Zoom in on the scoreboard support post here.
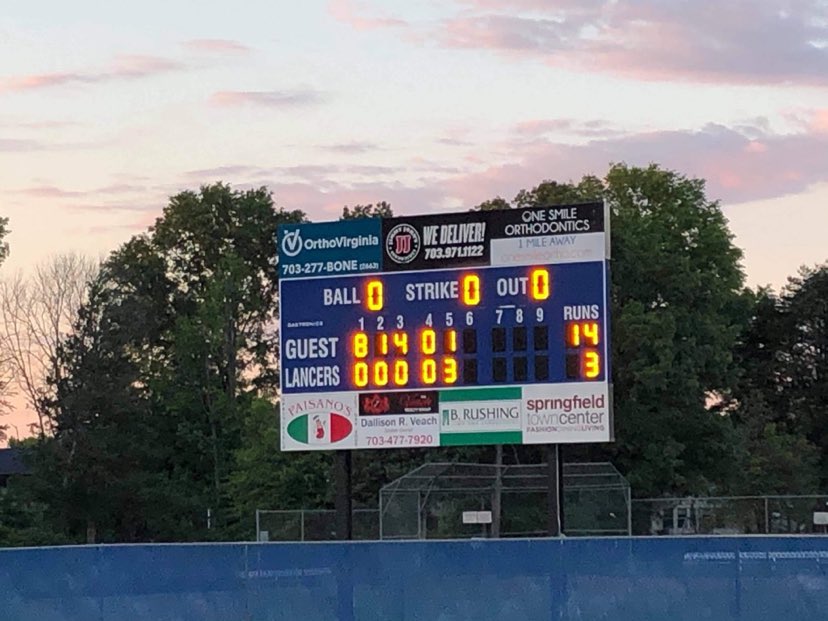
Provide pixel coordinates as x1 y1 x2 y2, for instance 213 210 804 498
546 444 564 537
334 451 353 540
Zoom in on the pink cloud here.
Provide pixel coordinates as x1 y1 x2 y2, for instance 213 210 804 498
514 118 626 139
812 109 828 132
255 121 828 213
328 0 409 31
183 39 251 54
0 138 43 151
210 89 327 107
0 54 184 93
438 123 828 207
16 186 86 198
341 0 828 86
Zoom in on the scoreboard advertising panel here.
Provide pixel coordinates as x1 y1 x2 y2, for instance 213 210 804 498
277 203 612 451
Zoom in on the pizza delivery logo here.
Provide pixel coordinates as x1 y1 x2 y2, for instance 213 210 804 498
386 223 421 264
286 398 354 445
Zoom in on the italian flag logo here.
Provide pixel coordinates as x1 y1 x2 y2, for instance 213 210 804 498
287 412 353 445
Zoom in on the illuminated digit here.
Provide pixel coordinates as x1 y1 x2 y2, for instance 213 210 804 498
373 360 389 386
375 332 389 356
444 329 457 353
353 332 368 358
461 274 481 306
366 280 384 311
568 323 581 347
422 359 437 384
355 362 369 387
421 328 436 355
583 322 599 346
443 357 458 384
393 360 409 386
393 331 409 355
530 268 550 301
583 350 600 379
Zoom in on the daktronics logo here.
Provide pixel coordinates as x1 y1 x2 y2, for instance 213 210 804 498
281 229 379 257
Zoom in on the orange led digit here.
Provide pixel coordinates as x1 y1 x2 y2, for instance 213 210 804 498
461 274 481 306
375 332 389 356
583 322 599 346
393 331 409 355
583 350 601 379
354 361 369 387
444 329 457 353
443 357 458 384
373 360 389 386
393 359 409 386
421 328 436 355
568 323 581 347
366 280 384 311
422 359 437 384
530 268 550 301
353 332 369 358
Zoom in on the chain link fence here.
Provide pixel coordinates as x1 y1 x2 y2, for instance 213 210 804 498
255 509 379 542
378 462 631 539
256 495 828 541
631 495 828 536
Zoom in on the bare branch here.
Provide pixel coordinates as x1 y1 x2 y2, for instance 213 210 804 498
0 252 99 435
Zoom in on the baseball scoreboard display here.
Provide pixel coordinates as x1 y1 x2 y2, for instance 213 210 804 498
278 202 613 451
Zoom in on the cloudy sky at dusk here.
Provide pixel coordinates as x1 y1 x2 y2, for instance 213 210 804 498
1 1 827 435
3 0 827 286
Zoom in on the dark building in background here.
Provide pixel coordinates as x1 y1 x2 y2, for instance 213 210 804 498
0 448 28 487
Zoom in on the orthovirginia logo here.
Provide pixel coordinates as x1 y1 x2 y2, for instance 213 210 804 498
281 229 303 257
281 228 380 258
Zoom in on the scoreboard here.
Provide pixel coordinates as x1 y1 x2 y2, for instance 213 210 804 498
278 203 613 451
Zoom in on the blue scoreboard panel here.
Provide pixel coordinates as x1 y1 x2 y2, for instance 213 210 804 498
278 204 612 451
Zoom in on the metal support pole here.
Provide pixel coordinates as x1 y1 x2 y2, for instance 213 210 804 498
417 491 422 539
255 509 261 542
764 497 770 534
627 486 633 536
334 451 353 540
301 509 306 541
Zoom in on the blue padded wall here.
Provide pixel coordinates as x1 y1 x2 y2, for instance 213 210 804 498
1 536 827 620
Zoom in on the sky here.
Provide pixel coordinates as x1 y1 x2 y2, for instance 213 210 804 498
1 0 827 438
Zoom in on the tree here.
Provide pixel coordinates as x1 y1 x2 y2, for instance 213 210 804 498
27 184 309 542
0 253 99 436
223 399 330 539
341 202 393 220
740 264 828 484
475 164 750 496
0 216 14 441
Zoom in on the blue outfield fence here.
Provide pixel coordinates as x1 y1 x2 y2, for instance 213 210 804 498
1 537 828 620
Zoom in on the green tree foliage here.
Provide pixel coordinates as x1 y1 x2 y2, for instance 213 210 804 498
729 265 828 490
0 215 9 264
474 164 750 496
8 166 823 546
25 184 310 542
341 202 393 220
